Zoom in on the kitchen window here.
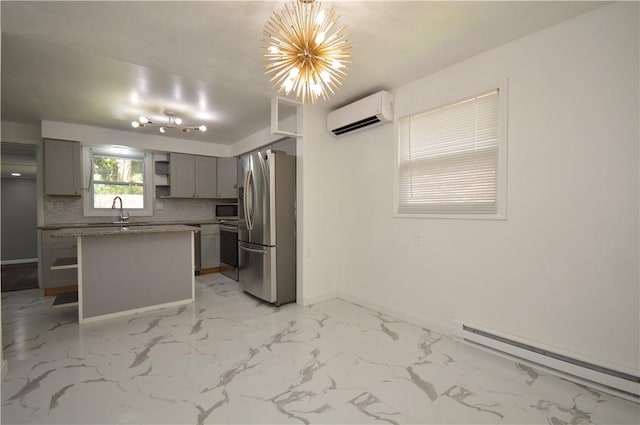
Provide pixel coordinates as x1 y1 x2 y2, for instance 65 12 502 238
83 148 153 216
396 86 507 219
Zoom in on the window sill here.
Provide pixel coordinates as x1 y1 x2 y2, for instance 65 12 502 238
83 209 153 218
393 212 506 221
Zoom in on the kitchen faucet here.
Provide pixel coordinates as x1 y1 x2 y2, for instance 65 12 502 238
111 196 130 223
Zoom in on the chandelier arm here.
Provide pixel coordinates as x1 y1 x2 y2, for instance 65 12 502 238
131 111 206 133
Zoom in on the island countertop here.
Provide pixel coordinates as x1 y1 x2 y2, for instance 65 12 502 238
50 224 199 238
39 219 224 230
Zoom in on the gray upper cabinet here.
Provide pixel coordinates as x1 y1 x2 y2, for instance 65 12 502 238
196 156 217 198
44 139 82 196
169 153 196 198
216 157 238 198
169 153 217 198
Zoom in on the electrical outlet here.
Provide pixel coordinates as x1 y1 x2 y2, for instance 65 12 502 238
156 201 164 210
56 202 64 211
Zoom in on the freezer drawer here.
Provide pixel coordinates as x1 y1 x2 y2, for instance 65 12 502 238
239 241 276 303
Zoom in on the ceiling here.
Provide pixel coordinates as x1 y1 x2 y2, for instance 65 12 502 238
1 1 606 146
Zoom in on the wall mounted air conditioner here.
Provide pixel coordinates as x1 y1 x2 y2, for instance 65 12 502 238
327 91 394 136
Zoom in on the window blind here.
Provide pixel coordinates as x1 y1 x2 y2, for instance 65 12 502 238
398 90 499 215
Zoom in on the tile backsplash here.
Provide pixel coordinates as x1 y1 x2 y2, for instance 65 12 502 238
44 196 217 224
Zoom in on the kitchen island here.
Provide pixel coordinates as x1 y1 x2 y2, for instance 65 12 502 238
52 225 197 323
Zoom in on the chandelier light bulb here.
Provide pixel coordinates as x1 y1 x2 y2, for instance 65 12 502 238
263 0 352 104
159 127 166 133
131 121 140 128
199 125 207 132
139 116 149 124
283 79 294 93
175 117 183 125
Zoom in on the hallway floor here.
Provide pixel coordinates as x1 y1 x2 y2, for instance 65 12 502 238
1 262 39 292
2 274 638 424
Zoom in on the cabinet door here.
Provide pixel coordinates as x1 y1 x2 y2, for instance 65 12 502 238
44 140 82 196
195 156 217 198
169 153 196 198
201 234 220 268
216 157 238 198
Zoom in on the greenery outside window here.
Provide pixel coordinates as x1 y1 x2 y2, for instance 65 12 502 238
83 148 153 217
92 155 145 208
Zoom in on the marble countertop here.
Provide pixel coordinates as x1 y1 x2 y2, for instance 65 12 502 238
40 219 221 230
50 224 199 238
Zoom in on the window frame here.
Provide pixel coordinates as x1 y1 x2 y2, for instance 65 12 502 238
393 80 509 220
82 147 153 217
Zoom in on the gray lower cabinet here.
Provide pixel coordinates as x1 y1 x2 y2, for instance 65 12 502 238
200 224 220 269
216 157 238 198
169 153 217 198
44 139 82 196
40 230 77 289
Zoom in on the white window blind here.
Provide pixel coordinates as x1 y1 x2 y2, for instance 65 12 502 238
398 90 500 215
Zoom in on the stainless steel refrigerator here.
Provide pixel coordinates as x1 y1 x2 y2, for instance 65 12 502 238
238 150 296 305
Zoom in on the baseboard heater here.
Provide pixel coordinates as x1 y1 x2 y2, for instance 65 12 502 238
451 320 640 402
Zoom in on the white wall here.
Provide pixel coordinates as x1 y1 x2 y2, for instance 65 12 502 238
2 121 41 143
41 120 230 157
229 114 298 157
326 3 639 373
297 105 345 305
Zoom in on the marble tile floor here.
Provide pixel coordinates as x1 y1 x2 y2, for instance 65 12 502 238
2 274 638 425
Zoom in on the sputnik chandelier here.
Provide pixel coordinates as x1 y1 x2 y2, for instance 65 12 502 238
131 111 207 133
263 0 352 104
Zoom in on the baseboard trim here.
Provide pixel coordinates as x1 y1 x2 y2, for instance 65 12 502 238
80 298 194 324
1 258 37 265
336 292 451 337
44 285 78 297
199 267 223 275
300 292 338 307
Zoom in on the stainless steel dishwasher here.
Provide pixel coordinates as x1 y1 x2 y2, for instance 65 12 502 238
219 222 238 280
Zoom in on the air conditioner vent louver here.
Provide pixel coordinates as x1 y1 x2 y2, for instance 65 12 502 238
331 116 381 136
327 91 394 137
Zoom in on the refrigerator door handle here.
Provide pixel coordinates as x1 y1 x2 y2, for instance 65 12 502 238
239 245 267 254
243 169 249 228
244 169 254 230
